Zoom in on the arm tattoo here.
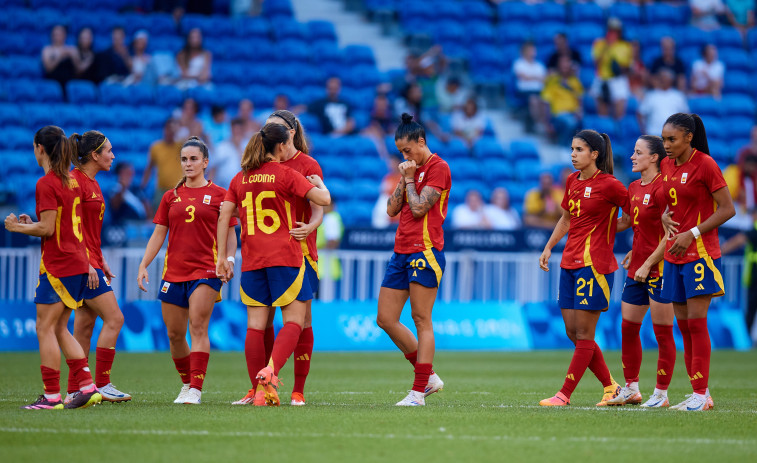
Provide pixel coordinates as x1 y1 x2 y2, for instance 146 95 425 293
386 178 405 216
406 184 441 218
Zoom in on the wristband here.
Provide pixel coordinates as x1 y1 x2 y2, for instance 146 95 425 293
227 256 236 265
690 226 701 239
405 179 415 184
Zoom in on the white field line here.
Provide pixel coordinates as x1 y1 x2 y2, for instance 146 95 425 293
0 426 754 446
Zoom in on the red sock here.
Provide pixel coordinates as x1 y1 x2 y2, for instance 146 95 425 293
676 318 693 378
653 323 676 390
172 355 191 384
66 357 94 390
264 326 275 365
559 340 596 398
41 366 60 395
189 351 210 391
95 347 116 388
404 350 417 367
587 341 612 387
621 319 642 384
412 363 433 393
293 327 314 395
245 328 266 389
268 322 302 376
66 363 78 394
687 318 711 395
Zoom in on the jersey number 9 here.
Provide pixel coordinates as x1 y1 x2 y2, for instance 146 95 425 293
669 188 678 206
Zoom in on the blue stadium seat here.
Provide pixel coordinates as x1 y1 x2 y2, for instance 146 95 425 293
5 79 63 103
509 140 539 160
434 20 467 47
149 35 183 53
569 2 604 24
446 159 483 182
270 18 307 42
351 179 380 202
639 25 673 49
297 112 322 134
679 26 713 51
534 23 567 47
188 84 243 108
1 56 41 79
154 85 185 107
443 139 469 159
278 39 312 63
464 1 494 22
719 48 753 73
0 103 22 126
699 116 724 141
473 137 507 159
343 45 376 67
498 1 536 23
100 83 154 105
65 80 98 104
84 105 112 128
688 96 721 118
725 117 754 141
262 0 293 17
437 1 465 22
1 127 34 150
722 95 756 118
497 23 532 46
57 104 85 127
617 115 641 143
539 2 567 23
713 27 744 50
708 140 732 164
234 17 271 39
609 2 641 24
340 200 372 227
0 33 46 57
181 14 234 38
582 115 617 139
748 28 757 51
148 13 178 36
724 72 751 95
308 20 337 42
319 157 352 181
482 159 515 183
23 103 58 127
466 21 496 45
571 24 605 47
514 159 542 181
644 3 688 25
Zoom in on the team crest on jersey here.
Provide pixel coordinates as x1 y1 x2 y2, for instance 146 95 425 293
203 195 211 205
161 282 170 293
583 187 592 198
681 173 688 184
418 172 425 183
643 194 650 205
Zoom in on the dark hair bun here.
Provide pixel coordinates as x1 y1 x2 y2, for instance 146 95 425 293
188 136 201 141
401 113 414 124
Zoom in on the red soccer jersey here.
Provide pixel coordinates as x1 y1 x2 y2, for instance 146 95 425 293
35 171 89 278
153 182 237 282
394 154 452 254
71 168 105 269
627 175 667 279
661 150 727 264
282 151 323 262
560 170 630 274
225 162 316 271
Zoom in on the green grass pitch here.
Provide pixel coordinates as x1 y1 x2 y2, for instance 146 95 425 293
1 350 755 462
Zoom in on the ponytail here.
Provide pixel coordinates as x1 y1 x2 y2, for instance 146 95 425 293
174 136 209 196
574 129 613 175
34 125 75 186
69 130 107 167
268 110 309 154
664 112 710 155
599 133 614 175
639 135 665 170
395 112 426 142
241 123 289 172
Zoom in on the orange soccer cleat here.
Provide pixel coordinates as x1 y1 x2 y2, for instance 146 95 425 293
255 366 282 407
539 392 570 406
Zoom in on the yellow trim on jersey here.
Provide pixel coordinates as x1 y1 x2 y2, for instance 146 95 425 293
590 266 611 305
55 206 62 247
300 240 310 257
606 207 617 244
212 240 218 265
582 226 596 266
162 250 168 279
272 260 306 307
39 259 82 309
305 254 319 279
439 190 448 219
285 201 292 231
422 249 443 285
423 215 433 250
240 285 266 307
657 260 664 277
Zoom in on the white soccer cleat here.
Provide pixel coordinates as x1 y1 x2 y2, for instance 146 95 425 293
99 383 132 402
605 386 642 406
182 387 202 405
640 391 669 408
424 373 444 398
173 384 190 404
675 393 712 411
63 392 79 405
395 390 425 406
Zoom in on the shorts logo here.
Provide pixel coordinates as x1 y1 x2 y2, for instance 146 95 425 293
681 173 688 184
643 194 650 205
579 298 588 305
418 172 425 183
584 187 591 198
203 195 211 205
695 283 704 291
104 276 111 286
161 282 171 293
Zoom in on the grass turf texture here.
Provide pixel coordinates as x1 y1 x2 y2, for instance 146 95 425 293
1 351 755 462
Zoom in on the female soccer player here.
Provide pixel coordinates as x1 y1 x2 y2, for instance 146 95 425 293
137 136 237 405
376 113 451 407
3 126 101 409
216 123 331 407
606 135 676 407
539 129 629 407
659 113 735 411
64 131 131 404
231 110 324 407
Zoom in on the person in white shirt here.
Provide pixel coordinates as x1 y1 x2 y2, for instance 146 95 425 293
436 76 469 114
513 41 547 133
690 0 726 30
451 97 488 148
452 190 490 229
691 44 725 98
484 187 521 230
638 69 690 136
210 117 246 189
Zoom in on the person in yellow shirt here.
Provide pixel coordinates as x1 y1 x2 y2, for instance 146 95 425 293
590 17 632 120
541 56 583 146
523 171 565 229
141 118 184 209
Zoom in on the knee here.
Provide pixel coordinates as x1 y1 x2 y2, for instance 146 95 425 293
188 318 208 337
411 312 432 331
104 311 124 332
564 329 577 344
376 313 395 331
165 328 186 345
574 328 593 341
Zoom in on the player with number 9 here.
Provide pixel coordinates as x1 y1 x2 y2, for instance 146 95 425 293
137 136 238 405
216 123 330 406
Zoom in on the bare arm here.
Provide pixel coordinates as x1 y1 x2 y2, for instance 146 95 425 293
633 237 667 282
137 224 168 291
617 211 632 233
304 175 331 206
404 183 442 219
4 210 56 237
215 201 237 282
539 208 571 272
386 178 406 217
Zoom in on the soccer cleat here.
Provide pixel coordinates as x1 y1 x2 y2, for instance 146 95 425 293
539 392 570 406
670 393 714 410
256 366 282 407
596 381 622 406
253 388 266 406
395 390 425 406
291 392 306 406
605 386 642 406
640 391 669 408
424 373 444 398
21 395 64 410
99 383 132 403
182 388 201 404
670 397 689 410
173 384 190 404
64 391 79 405
675 394 712 411
231 389 256 405
64 389 102 409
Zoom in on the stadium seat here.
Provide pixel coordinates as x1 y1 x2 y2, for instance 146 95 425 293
497 1 535 23
609 2 641 24
722 95 756 119
181 14 234 38
1 127 34 150
473 137 508 159
63 80 97 104
233 16 271 39
308 20 337 42
446 159 483 182
154 85 185 108
443 139 469 159
644 3 688 25
725 117 755 142
437 1 464 22
100 83 155 105
688 96 721 118
571 24 605 47
569 2 604 24
713 27 744 50
509 140 539 160
699 116 724 141
582 115 617 140
708 140 732 164
724 72 751 95
23 103 59 128
1 56 41 79
56 104 85 127
482 159 515 183
351 179 380 202
719 48 753 73
343 45 376 67
0 103 22 126
5 79 63 103
319 156 352 180
496 23 532 46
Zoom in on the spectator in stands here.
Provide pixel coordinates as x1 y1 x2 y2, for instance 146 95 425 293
547 33 582 73
523 172 564 229
628 40 647 100
203 105 230 148
141 118 184 208
174 98 206 141
541 56 583 146
176 28 212 89
690 0 727 30
725 0 755 32
638 69 689 136
372 154 403 228
691 44 725 98
452 190 491 229
394 82 450 142
236 98 262 139
123 30 151 86
649 37 687 92
405 45 447 109
591 17 632 120
485 187 521 230
725 127 757 210
74 27 97 82
210 117 246 190
309 77 356 136
362 93 396 159
513 41 547 133
435 75 469 114
96 26 132 83
109 162 151 223
451 97 488 148
41 25 77 87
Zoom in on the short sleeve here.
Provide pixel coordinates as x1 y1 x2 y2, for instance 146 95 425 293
560 176 572 211
36 177 59 213
606 176 630 211
224 174 240 204
288 170 316 199
702 156 728 194
307 159 323 179
424 161 451 193
153 190 172 226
